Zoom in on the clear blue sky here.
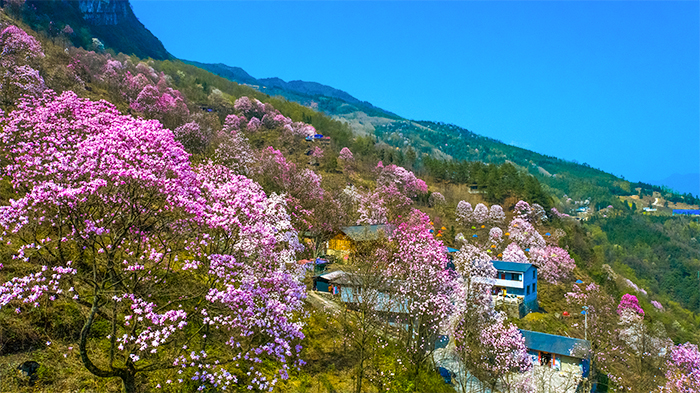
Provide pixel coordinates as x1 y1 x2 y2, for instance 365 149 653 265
131 1 699 192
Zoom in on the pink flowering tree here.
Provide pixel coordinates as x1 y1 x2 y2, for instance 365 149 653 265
376 164 428 198
472 203 489 224
450 244 496 338
339 147 354 162
488 204 506 224
507 218 545 249
660 342 700 393
530 203 547 223
456 201 473 225
428 191 446 208
130 82 190 129
338 147 355 172
385 210 453 385
528 246 576 284
454 313 532 393
212 115 254 175
173 121 211 155
0 92 305 393
489 227 504 244
502 243 529 263
514 200 532 219
252 147 343 256
618 294 644 317
565 283 670 392
0 25 45 106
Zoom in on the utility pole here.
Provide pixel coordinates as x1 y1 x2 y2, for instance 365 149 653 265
582 306 589 341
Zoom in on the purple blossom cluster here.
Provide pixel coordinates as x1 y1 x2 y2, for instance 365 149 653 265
429 191 446 207
0 92 306 391
375 162 428 197
661 342 700 392
472 203 489 224
618 294 644 317
0 25 45 104
528 246 576 285
233 96 316 137
456 201 473 224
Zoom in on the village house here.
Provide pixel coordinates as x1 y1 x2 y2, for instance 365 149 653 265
488 261 539 317
520 329 590 377
326 225 394 259
314 270 409 320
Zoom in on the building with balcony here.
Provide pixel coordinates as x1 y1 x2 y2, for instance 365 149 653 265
491 261 538 315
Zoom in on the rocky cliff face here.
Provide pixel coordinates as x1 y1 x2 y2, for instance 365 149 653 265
23 0 172 60
78 0 129 26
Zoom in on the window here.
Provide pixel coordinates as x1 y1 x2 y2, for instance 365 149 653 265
533 283 537 293
526 285 531 295
500 272 506 280
533 270 537 280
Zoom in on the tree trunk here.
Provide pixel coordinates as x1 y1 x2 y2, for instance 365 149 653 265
121 371 137 393
355 355 364 393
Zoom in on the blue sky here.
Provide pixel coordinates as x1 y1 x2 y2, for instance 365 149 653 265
131 1 699 193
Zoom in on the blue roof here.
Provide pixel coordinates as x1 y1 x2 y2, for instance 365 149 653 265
520 330 590 359
445 247 459 253
341 225 394 241
673 209 700 215
492 261 534 273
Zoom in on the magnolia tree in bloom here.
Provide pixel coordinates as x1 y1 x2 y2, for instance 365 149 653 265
0 25 45 105
472 203 489 224
352 163 427 225
375 162 428 198
130 78 190 129
338 147 355 173
528 246 576 285
428 191 446 208
173 121 209 155
233 96 316 137
455 200 574 284
385 210 453 383
456 201 473 225
514 200 532 219
660 342 700 393
0 92 306 393
489 204 506 224
212 114 254 175
566 283 671 392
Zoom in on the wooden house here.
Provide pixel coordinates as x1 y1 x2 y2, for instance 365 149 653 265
326 225 394 259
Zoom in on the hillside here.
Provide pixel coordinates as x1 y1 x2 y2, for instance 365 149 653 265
0 5 699 393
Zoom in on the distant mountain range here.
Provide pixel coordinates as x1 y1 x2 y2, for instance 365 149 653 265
649 173 700 197
183 61 401 120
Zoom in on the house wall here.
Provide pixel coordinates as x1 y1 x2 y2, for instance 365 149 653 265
522 266 538 304
560 355 583 374
327 234 353 258
529 350 583 374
